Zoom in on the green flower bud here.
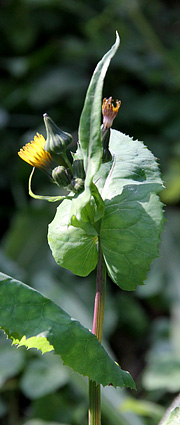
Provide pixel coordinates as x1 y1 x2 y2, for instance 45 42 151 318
72 160 85 180
52 166 72 188
71 160 85 193
72 177 84 193
43 114 72 155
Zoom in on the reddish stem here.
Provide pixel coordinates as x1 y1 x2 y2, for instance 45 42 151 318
89 245 106 425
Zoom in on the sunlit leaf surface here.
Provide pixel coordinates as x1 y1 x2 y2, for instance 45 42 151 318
0 273 135 389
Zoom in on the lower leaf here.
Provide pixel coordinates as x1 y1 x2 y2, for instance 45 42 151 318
0 272 135 389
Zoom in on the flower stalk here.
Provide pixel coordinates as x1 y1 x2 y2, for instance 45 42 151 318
89 243 106 425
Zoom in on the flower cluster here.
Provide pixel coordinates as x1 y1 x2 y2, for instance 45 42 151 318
18 98 120 193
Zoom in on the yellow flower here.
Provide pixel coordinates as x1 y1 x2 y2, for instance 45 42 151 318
18 133 56 175
102 97 121 129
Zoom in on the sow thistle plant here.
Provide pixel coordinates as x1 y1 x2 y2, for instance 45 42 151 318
0 33 165 425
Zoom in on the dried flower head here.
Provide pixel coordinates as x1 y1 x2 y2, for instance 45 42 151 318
102 97 121 129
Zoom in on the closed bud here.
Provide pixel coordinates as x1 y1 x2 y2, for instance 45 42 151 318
43 114 72 155
72 177 84 193
72 160 85 180
52 166 72 188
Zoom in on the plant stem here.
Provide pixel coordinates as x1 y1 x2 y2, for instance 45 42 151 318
88 244 106 425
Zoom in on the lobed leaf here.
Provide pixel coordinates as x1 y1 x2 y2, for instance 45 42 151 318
0 272 135 389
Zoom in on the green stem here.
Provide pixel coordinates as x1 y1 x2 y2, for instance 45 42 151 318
88 244 106 425
64 155 73 174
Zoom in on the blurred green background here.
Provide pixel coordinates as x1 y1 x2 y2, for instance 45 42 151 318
1 0 180 424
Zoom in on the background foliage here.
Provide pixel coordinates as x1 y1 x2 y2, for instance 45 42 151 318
1 0 180 424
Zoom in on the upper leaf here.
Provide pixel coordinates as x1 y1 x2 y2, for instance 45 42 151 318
68 33 120 230
0 272 135 389
79 32 120 185
95 129 163 199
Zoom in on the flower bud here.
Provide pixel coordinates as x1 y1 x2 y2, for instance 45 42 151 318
71 160 85 193
72 160 85 180
43 114 72 155
72 177 84 193
52 166 72 188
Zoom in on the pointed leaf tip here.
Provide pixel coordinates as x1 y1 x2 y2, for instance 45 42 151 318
115 31 120 46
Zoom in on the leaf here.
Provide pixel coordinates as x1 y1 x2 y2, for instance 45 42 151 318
48 199 98 276
48 35 120 275
97 130 164 290
79 32 120 185
162 408 180 425
0 272 135 389
95 129 163 199
69 33 120 228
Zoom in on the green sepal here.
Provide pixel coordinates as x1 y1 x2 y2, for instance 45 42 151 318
101 127 112 163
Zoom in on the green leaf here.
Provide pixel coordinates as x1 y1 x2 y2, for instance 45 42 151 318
0 272 135 389
162 408 180 425
48 35 120 275
79 32 120 183
48 199 98 276
95 129 163 198
68 33 120 229
98 130 164 290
